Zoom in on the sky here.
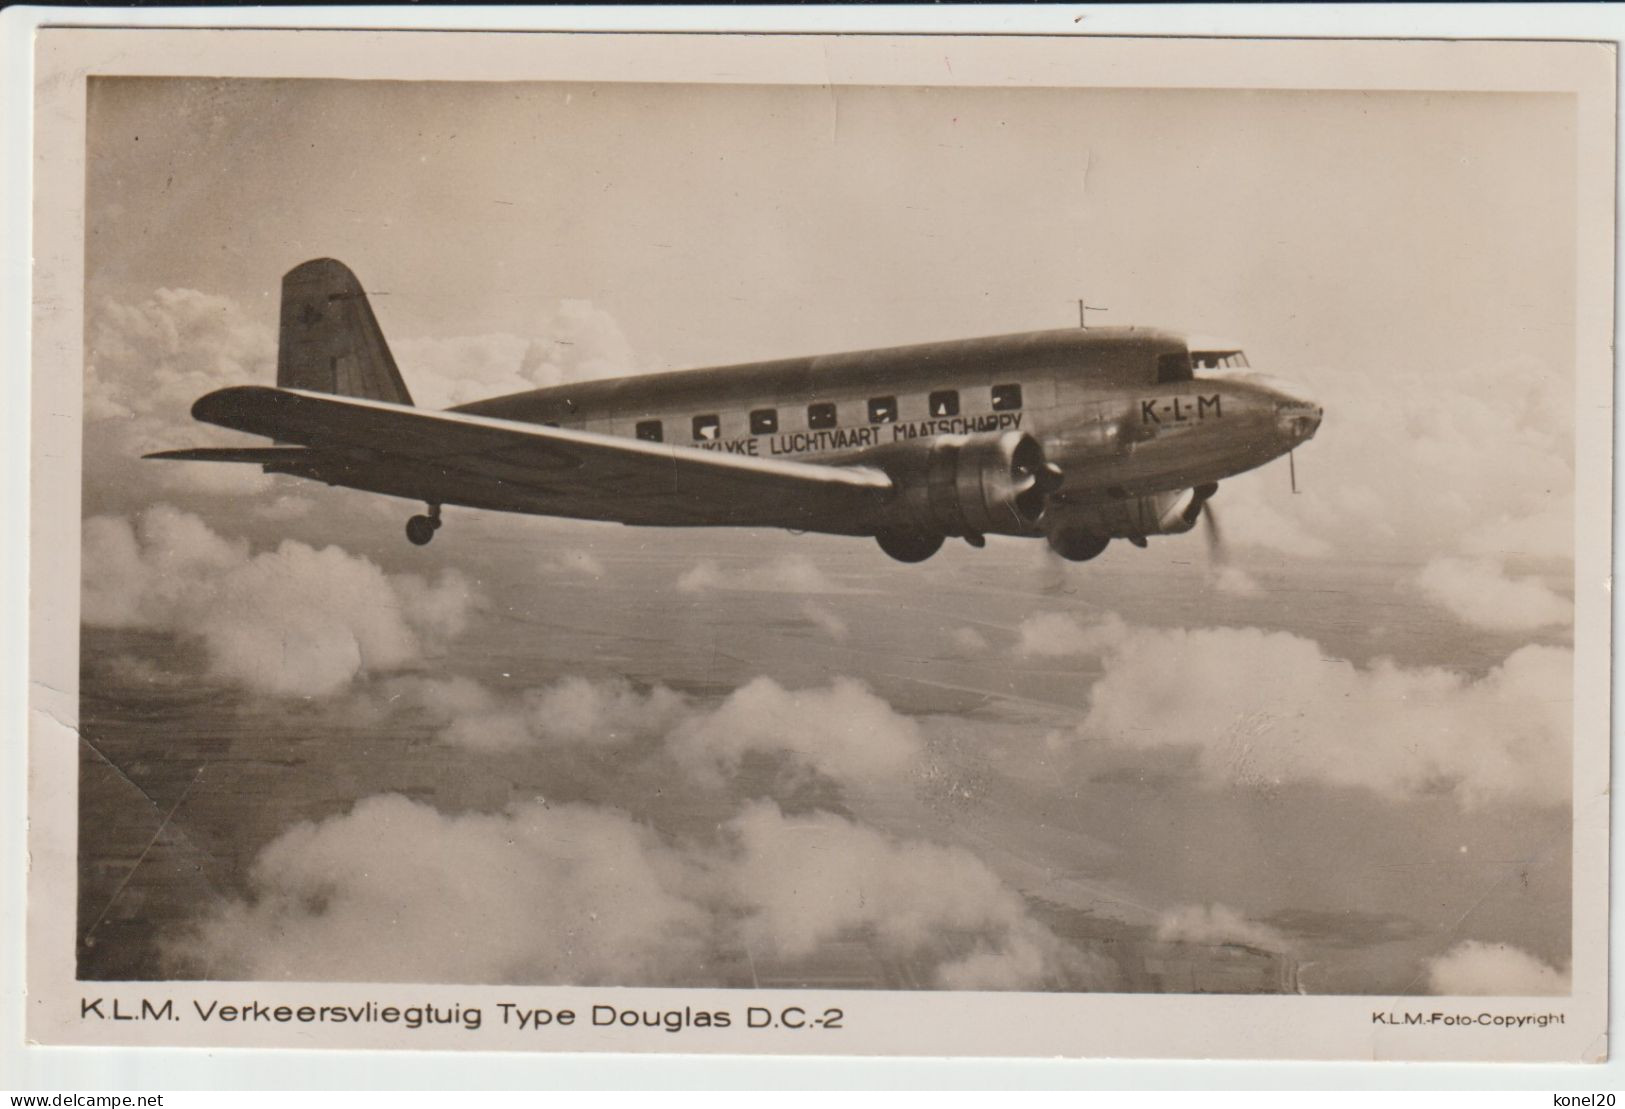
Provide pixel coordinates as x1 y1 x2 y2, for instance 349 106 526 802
76 77 1580 997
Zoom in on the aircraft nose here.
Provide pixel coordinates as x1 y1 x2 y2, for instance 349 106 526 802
1271 385 1322 443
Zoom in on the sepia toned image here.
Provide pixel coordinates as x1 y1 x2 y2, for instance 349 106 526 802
21 27 1612 1064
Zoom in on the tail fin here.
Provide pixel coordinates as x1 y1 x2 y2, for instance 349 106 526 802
277 258 413 406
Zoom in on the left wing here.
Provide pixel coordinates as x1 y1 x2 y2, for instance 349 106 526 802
175 385 896 532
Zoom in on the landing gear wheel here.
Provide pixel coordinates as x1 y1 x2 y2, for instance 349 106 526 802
406 514 438 546
1047 528 1109 563
876 531 945 563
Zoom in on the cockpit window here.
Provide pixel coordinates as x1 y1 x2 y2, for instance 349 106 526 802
1156 353 1193 384
1191 350 1251 370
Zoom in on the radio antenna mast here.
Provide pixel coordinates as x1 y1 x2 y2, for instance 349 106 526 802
1078 299 1109 329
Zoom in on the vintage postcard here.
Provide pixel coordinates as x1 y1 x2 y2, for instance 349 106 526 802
19 24 1613 1065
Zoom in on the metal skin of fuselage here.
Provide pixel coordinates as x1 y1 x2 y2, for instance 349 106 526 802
281 327 1318 534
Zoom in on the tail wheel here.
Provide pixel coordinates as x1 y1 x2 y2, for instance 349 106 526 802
1047 527 1109 563
876 530 944 563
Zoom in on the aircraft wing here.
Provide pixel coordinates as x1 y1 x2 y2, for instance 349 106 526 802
186 385 895 532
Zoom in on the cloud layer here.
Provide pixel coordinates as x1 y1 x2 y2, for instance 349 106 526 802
83 505 477 696
1023 613 1571 808
1425 940 1570 996
1416 557 1571 631
169 794 1098 990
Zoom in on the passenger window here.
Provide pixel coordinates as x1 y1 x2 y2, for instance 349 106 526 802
991 383 1023 412
808 402 837 430
929 390 960 417
635 420 663 443
692 414 721 441
1156 353 1193 384
750 408 778 435
868 396 898 424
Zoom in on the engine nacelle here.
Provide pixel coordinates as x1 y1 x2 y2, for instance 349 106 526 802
871 430 1053 539
1056 488 1204 539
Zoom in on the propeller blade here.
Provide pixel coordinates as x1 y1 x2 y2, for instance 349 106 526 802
1203 502 1226 565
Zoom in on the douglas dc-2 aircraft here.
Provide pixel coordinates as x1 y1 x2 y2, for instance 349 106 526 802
152 258 1322 563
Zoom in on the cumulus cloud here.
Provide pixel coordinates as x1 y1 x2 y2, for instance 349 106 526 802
1156 903 1289 952
1208 480 1335 559
1212 566 1263 598
725 802 1096 989
365 673 687 754
539 549 606 578
393 300 637 410
677 554 840 594
1416 557 1571 632
84 288 643 509
1425 940 1570 996
799 601 849 641
1076 620 1571 807
669 676 924 787
253 494 314 522
1270 356 1574 562
86 289 279 497
168 793 1101 990
82 506 477 697
1462 499 1575 562
363 671 922 794
169 794 710 984
1015 612 1129 658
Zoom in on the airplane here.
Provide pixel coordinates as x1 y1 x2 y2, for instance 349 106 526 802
150 258 1322 563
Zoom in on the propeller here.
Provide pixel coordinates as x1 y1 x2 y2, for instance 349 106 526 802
1202 500 1226 565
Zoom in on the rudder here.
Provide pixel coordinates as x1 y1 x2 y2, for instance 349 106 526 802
277 258 414 406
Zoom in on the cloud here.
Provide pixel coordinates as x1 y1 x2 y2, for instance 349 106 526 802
677 554 839 594
168 794 710 984
1268 356 1575 562
82 506 477 697
86 289 279 498
393 300 637 410
1462 499 1575 562
1156 904 1289 952
676 560 726 592
1416 557 1571 632
1015 612 1129 658
1208 479 1336 559
724 801 1099 989
1425 940 1570 996
363 674 688 754
1212 566 1263 598
84 288 643 509
168 793 1102 990
799 601 849 641
1076 621 1571 807
539 549 606 578
367 672 920 797
253 495 314 522
669 676 924 787
950 627 989 655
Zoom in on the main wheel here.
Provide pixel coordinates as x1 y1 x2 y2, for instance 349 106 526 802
1047 527 1109 563
876 531 944 563
405 514 437 546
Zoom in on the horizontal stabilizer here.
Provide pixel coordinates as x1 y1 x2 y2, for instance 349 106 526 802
144 446 317 463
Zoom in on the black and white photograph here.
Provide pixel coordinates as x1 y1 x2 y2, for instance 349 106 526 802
17 25 1613 1065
